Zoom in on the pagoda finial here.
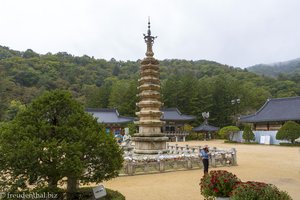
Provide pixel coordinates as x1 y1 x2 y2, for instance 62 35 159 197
143 17 157 57
147 17 151 36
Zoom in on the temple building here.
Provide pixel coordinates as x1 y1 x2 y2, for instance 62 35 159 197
239 96 300 144
85 108 134 135
161 108 195 141
86 107 195 142
239 96 300 130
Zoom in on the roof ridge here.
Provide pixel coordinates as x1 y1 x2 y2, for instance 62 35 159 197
85 108 117 112
252 99 270 116
161 107 178 111
269 96 300 101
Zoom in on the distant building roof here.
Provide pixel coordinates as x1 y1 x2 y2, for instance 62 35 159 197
192 122 219 132
86 107 195 124
240 96 300 123
161 108 196 121
86 108 134 124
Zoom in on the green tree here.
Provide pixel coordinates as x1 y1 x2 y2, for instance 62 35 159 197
219 126 240 141
3 100 25 121
109 79 137 116
22 49 39 58
276 121 300 144
243 125 255 142
127 122 138 136
210 76 236 127
0 90 123 195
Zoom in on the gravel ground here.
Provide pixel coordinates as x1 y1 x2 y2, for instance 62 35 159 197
102 140 300 200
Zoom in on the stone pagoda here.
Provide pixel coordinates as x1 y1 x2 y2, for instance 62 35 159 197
132 20 168 154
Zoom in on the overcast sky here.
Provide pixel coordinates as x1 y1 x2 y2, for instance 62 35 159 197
1 0 300 68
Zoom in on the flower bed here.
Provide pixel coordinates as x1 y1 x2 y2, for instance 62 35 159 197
230 181 292 200
200 171 293 200
200 170 240 199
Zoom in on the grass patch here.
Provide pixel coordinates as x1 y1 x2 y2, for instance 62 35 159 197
224 140 238 143
279 142 300 147
224 140 259 145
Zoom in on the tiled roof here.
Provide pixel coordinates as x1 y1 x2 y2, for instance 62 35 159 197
86 107 196 124
161 108 196 121
192 123 219 132
240 96 300 123
86 108 134 124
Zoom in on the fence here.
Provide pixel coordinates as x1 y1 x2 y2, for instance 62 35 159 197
121 144 237 176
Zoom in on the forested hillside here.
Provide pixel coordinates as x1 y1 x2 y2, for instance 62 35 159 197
1 45 300 127
248 58 300 77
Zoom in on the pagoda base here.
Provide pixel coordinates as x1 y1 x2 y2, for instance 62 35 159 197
132 134 169 154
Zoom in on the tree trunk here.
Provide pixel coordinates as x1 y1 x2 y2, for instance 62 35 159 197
67 176 79 199
67 176 79 192
48 177 59 189
230 132 234 141
291 139 295 144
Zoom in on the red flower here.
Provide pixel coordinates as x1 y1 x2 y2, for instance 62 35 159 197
213 188 219 193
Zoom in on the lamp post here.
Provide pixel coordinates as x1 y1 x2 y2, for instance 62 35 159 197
231 98 240 126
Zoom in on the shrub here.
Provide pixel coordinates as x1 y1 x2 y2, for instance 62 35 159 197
230 181 292 200
261 185 292 200
276 121 300 144
186 132 204 140
242 125 255 142
230 181 269 200
200 170 240 198
219 126 240 141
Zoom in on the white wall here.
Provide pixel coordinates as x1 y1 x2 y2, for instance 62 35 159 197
232 131 289 145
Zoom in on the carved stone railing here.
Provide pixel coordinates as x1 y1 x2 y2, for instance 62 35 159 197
120 144 237 176
163 131 190 136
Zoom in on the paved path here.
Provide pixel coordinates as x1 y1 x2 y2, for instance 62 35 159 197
102 140 300 200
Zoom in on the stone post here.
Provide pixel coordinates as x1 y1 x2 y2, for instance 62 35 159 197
211 153 216 167
185 144 189 152
159 161 165 172
175 144 179 154
127 162 135 175
187 158 192 169
231 148 237 165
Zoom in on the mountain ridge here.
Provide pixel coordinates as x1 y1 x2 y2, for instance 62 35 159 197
248 57 300 77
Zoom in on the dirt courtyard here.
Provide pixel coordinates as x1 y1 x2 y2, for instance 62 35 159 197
103 140 300 200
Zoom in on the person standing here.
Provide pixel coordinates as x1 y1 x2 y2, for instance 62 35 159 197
200 145 210 174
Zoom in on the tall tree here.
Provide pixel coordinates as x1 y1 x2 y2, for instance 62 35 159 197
0 90 123 195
